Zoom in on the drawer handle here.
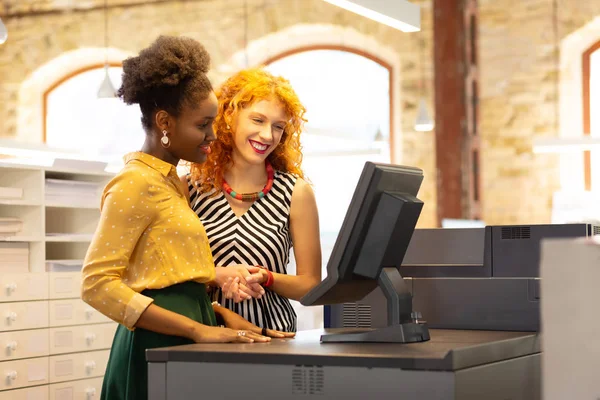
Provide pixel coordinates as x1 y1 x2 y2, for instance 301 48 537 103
86 387 96 398
85 333 97 344
85 360 97 372
5 312 17 324
5 283 17 295
5 370 17 382
85 308 95 319
5 341 17 352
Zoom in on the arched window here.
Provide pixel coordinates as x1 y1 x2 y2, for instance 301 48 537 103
553 20 600 223
583 40 600 191
44 64 144 164
263 48 392 330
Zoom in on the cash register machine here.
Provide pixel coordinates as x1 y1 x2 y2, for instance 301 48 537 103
298 162 430 343
327 221 598 333
146 162 541 400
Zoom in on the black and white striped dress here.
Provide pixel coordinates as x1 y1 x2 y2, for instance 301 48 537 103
187 171 298 332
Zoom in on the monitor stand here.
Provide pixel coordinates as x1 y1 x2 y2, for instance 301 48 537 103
320 267 430 343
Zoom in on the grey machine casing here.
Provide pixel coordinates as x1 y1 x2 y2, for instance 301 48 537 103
146 223 567 400
328 223 599 332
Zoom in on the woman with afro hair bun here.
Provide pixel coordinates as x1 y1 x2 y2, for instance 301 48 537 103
181 67 323 334
81 36 293 400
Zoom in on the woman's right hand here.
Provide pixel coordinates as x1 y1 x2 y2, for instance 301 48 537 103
192 325 271 344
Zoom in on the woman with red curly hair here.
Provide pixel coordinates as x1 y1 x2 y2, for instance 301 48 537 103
181 67 322 332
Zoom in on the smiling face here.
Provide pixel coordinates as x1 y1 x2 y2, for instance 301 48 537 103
168 91 218 164
231 98 288 166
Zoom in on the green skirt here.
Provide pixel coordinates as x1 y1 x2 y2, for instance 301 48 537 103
100 281 217 400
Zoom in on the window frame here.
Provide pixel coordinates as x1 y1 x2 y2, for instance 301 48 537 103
262 45 395 161
582 40 600 191
42 62 122 143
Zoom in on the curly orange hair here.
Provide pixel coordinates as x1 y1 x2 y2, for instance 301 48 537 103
189 67 307 194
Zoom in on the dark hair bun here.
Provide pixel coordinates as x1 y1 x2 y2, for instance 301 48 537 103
118 35 210 105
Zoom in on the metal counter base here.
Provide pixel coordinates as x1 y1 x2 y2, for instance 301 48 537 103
146 329 541 400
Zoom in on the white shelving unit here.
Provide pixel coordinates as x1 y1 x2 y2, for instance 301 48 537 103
0 162 114 270
0 161 117 399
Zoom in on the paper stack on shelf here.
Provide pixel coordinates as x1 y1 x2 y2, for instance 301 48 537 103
45 259 83 272
0 242 29 272
45 178 102 206
0 217 23 238
0 186 23 199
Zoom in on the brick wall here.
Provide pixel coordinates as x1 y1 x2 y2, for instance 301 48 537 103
478 0 600 224
1 0 600 226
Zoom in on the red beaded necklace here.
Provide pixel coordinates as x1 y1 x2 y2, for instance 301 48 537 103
222 161 274 202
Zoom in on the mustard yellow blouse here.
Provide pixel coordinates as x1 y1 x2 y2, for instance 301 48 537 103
81 152 216 329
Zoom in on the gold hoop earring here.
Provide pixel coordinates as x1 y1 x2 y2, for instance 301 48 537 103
161 130 171 148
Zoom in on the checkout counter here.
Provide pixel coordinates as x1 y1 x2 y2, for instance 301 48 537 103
146 329 539 400
145 163 593 399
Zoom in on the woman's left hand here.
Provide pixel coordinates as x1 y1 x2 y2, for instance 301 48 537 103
244 265 268 285
213 304 296 339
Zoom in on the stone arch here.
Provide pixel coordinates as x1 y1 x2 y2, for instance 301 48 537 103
218 24 404 163
17 47 134 144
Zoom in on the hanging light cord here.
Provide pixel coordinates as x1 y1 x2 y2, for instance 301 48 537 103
244 0 249 67
104 0 109 67
419 37 425 96
552 0 559 136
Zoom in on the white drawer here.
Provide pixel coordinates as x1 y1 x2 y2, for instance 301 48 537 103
49 299 111 327
49 272 82 300
49 323 116 355
0 356 48 391
49 377 103 400
0 273 48 303
49 350 109 383
0 384 48 400
0 329 49 361
0 301 48 331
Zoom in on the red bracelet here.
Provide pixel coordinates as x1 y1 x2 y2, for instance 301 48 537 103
261 266 274 288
